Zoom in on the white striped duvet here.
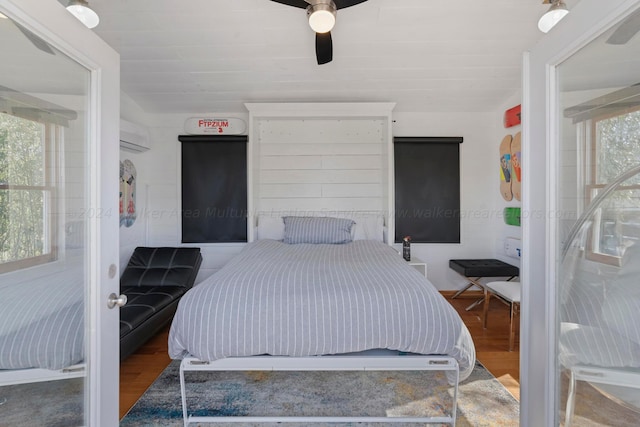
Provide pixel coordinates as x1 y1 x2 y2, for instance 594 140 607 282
0 262 84 370
168 240 476 380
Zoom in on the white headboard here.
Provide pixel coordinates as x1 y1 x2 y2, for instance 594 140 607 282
245 103 396 244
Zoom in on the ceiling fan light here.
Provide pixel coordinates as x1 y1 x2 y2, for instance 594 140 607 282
66 0 100 29
307 1 337 33
538 0 569 33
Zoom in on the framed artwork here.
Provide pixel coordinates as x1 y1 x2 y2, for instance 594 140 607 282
119 159 137 227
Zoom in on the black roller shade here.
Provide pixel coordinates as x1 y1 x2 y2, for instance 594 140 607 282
179 135 248 243
394 136 462 243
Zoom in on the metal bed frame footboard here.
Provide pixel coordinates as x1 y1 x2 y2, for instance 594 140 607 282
0 363 85 386
179 351 459 426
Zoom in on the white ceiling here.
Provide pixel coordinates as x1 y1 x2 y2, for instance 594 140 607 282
69 0 579 114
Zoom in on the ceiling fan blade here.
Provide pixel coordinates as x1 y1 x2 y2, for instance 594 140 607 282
333 0 368 9
316 31 333 64
270 0 368 64
269 0 309 9
270 0 369 10
606 8 640 45
13 21 55 55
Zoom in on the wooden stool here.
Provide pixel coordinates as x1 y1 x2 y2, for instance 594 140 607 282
483 280 521 351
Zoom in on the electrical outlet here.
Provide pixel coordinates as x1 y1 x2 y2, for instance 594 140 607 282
505 237 521 258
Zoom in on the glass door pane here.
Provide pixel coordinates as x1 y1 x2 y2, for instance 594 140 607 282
0 12 92 425
556 9 640 426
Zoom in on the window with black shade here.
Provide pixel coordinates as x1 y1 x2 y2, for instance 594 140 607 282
179 135 247 243
394 137 462 243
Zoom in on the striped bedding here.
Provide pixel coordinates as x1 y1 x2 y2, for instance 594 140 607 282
0 262 84 371
560 243 640 369
168 240 476 380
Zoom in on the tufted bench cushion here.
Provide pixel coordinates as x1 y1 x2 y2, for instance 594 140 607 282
449 258 519 311
120 246 203 288
449 259 519 278
120 247 202 360
119 286 187 339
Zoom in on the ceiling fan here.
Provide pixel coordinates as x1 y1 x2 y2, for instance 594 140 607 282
269 0 369 65
606 7 640 45
0 13 55 55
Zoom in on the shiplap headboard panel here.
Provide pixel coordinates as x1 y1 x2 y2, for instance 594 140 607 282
245 103 395 243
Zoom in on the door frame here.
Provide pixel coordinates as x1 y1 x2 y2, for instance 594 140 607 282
522 0 640 426
0 0 120 425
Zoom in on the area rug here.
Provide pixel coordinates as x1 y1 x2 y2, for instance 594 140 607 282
0 377 83 427
120 360 519 426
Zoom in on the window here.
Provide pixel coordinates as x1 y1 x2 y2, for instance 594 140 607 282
565 85 640 266
584 107 640 265
0 112 58 272
593 108 640 185
394 137 462 243
179 135 248 243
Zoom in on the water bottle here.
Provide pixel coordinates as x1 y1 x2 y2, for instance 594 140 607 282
402 236 411 261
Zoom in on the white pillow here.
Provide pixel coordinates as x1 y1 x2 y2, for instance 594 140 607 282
256 213 384 242
352 215 384 242
559 322 640 368
256 216 285 240
283 216 355 244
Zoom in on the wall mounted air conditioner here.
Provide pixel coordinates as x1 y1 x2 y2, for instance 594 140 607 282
120 118 150 152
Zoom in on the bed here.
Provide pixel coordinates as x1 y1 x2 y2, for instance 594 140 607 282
168 216 476 425
560 242 640 424
0 258 85 386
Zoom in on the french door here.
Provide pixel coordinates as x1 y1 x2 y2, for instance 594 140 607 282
0 0 120 425
524 0 640 425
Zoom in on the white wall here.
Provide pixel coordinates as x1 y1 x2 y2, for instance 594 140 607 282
143 112 250 283
118 92 153 273
254 117 387 214
494 93 523 272
557 87 616 246
392 112 505 289
137 108 516 290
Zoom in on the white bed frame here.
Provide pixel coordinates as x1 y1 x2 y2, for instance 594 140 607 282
179 350 459 426
565 365 640 426
0 363 85 387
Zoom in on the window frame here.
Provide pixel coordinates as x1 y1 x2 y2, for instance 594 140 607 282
582 105 640 266
0 114 59 273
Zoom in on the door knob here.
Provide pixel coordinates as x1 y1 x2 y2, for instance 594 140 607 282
107 293 127 309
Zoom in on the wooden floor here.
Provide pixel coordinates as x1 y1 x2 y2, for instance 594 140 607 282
119 290 520 419
444 291 520 401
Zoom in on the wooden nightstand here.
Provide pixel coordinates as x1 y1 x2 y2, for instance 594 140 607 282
407 256 427 277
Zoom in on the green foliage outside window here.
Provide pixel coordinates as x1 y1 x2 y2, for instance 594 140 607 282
0 112 47 264
595 110 640 186
591 109 640 258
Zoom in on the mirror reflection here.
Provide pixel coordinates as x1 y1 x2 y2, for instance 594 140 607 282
557 11 640 425
0 11 90 425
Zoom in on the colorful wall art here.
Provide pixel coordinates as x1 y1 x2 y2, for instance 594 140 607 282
120 159 137 227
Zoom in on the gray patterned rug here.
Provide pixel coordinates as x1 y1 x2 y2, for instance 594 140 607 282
0 377 83 427
120 360 519 426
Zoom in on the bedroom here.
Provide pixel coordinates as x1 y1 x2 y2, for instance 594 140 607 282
2 0 640 426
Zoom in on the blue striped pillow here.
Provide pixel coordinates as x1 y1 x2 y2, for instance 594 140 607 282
283 216 355 244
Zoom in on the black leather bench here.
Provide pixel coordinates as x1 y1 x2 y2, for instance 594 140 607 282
449 259 519 310
119 247 202 361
